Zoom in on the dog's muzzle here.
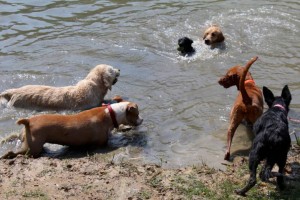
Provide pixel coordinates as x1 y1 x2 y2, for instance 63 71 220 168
113 69 120 85
204 39 211 45
218 78 231 88
177 46 184 52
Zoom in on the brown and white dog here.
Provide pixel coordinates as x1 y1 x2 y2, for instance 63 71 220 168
0 64 120 111
1 101 143 159
203 25 225 48
218 57 263 160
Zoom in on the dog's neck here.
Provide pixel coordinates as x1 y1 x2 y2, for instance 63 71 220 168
105 102 130 127
107 105 118 128
244 79 255 85
273 104 287 114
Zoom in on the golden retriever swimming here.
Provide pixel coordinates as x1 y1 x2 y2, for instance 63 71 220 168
203 25 225 48
0 64 120 110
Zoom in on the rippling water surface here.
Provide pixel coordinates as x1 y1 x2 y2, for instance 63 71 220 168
0 0 300 169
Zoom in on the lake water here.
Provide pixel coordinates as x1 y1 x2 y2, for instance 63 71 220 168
0 0 300 169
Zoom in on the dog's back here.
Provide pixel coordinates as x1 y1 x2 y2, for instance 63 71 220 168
251 103 291 166
235 85 292 196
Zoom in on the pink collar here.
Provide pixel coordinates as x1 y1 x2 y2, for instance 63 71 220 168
273 104 286 112
244 79 255 85
107 105 118 128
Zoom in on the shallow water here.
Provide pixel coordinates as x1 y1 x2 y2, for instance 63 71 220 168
0 0 300 169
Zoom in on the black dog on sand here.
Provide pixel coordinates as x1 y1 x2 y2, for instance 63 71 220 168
235 85 292 196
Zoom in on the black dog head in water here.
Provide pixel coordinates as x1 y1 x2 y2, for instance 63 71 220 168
177 37 195 56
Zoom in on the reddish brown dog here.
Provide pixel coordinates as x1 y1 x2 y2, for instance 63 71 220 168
218 57 263 160
1 101 143 158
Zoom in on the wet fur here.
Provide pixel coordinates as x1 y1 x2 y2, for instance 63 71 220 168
203 25 225 48
0 64 120 111
218 56 263 160
177 37 195 56
235 85 292 196
1 102 143 159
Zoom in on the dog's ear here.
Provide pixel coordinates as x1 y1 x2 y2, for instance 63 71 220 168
216 32 225 43
127 103 138 113
263 86 275 108
281 85 292 107
187 38 193 45
112 95 124 103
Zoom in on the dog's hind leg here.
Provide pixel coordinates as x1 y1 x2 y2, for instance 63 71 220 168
259 159 275 182
277 155 288 190
1 149 27 159
1 127 30 159
224 110 243 160
235 150 260 196
1 141 29 159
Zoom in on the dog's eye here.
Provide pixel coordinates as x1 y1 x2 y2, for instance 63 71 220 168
212 33 216 37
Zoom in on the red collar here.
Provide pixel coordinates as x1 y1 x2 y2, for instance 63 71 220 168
244 79 255 85
107 105 118 128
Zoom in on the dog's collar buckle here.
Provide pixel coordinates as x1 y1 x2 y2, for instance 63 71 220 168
107 105 118 129
244 79 255 85
273 104 286 113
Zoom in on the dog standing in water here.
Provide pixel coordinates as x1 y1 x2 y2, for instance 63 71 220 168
0 64 120 111
219 57 263 160
1 101 143 158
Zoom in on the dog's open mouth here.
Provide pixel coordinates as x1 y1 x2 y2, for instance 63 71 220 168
113 77 118 85
113 70 120 85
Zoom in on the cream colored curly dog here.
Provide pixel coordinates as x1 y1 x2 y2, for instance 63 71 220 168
0 64 120 110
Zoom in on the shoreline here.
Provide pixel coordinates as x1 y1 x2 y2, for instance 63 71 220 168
0 145 299 200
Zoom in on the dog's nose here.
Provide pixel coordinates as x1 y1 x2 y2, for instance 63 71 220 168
204 39 210 45
116 69 120 76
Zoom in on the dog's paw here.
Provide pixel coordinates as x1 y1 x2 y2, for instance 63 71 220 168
224 152 230 161
234 189 246 196
118 124 132 132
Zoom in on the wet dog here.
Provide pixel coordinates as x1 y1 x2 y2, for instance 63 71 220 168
203 25 225 48
218 57 263 160
177 37 195 56
0 64 120 111
235 85 292 196
1 101 143 159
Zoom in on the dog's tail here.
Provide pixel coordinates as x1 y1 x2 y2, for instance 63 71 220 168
17 118 30 126
239 56 258 105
